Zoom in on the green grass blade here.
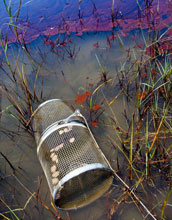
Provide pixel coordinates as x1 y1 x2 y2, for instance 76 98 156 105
0 213 11 220
161 187 172 219
5 105 20 121
3 0 8 11
129 117 134 179
0 199 20 220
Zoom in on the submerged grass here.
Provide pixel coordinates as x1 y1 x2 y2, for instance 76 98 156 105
161 187 172 219
0 0 46 133
0 199 20 220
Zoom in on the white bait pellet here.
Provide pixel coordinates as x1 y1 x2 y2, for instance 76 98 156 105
50 148 54 152
68 125 73 131
52 171 59 178
50 152 55 158
59 130 64 135
50 165 56 173
52 155 58 162
69 137 75 143
52 178 59 185
64 128 68 133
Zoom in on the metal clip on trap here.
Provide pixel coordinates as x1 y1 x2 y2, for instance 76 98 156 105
33 99 113 210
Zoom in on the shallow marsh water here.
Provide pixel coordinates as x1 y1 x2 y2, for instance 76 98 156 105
0 0 172 219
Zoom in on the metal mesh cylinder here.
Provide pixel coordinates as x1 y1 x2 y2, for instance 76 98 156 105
33 99 113 210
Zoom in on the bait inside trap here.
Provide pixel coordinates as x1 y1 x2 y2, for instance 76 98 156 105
33 99 113 210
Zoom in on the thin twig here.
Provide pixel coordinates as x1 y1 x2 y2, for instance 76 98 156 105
0 152 16 174
112 170 157 220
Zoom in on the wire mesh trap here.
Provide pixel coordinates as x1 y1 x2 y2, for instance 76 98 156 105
33 99 113 210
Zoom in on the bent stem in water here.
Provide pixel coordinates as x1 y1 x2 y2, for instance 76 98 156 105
112 170 157 220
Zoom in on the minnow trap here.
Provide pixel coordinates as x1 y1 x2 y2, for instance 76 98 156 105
33 99 113 210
